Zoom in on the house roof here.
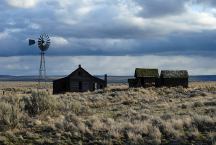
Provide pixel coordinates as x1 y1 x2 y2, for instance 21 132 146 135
53 65 106 83
68 66 91 78
160 70 189 78
135 68 159 78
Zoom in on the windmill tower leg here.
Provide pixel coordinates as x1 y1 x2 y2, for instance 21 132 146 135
38 51 46 88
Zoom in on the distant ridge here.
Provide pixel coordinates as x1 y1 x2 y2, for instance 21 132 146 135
0 75 215 83
0 75 15 77
0 75 64 82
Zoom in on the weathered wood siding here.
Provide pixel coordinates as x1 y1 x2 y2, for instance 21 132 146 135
129 77 158 88
53 77 69 94
160 70 189 87
70 81 79 91
160 78 188 87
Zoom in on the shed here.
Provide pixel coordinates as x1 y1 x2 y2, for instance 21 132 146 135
160 70 188 87
128 68 159 88
53 65 107 94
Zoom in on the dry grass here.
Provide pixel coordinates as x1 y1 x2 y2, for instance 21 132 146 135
0 81 215 145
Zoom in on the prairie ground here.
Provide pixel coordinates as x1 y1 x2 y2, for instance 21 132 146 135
0 81 215 145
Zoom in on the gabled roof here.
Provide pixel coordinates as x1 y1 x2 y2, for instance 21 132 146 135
67 65 105 83
67 65 91 78
135 68 159 78
160 70 188 78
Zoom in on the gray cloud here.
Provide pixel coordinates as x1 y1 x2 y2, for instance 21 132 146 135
0 0 216 75
135 0 188 17
1 30 215 57
195 0 216 6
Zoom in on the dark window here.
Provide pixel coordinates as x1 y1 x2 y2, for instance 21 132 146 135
78 71 82 76
100 85 103 89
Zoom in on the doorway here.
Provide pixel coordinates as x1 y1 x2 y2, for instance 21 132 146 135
93 83 97 91
79 81 82 91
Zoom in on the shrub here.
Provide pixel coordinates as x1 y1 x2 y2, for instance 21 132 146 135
63 113 89 134
193 101 204 108
148 126 161 145
181 103 188 109
208 131 216 145
171 119 184 130
160 119 184 139
192 114 215 131
23 91 59 116
204 101 216 106
63 101 81 114
0 102 21 131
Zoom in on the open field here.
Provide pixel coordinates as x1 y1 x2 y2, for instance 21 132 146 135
0 81 215 145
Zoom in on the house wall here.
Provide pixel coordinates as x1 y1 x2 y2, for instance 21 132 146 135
128 79 137 88
96 81 105 89
160 78 188 87
53 67 106 94
69 78 105 92
53 78 69 94
138 77 158 87
128 82 134 88
53 78 106 94
128 77 159 88
69 73 94 92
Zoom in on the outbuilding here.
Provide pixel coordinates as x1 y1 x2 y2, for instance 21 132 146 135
160 70 189 87
128 68 159 88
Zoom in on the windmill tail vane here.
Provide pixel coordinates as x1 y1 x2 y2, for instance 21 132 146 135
29 39 36 46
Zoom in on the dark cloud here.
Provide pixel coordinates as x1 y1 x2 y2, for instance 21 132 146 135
0 0 215 58
135 0 188 17
0 0 215 75
0 30 215 58
195 0 216 6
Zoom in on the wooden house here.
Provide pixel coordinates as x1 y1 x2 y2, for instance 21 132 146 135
53 65 107 94
128 68 159 88
160 70 188 87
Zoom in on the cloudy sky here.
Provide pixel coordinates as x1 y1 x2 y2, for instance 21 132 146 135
0 0 216 76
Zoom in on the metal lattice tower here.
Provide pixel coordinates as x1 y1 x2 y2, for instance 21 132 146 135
39 51 46 85
29 34 50 88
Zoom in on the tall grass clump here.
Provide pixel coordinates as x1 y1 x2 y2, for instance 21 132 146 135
23 91 59 116
192 114 216 131
0 102 21 131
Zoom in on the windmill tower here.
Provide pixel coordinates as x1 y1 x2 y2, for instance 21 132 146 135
29 34 51 87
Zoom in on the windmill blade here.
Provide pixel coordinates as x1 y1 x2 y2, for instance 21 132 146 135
29 39 36 46
38 37 42 41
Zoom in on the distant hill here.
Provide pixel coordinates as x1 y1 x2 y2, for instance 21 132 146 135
0 75 215 83
0 75 64 82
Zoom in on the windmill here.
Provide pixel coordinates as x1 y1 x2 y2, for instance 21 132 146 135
29 34 51 87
